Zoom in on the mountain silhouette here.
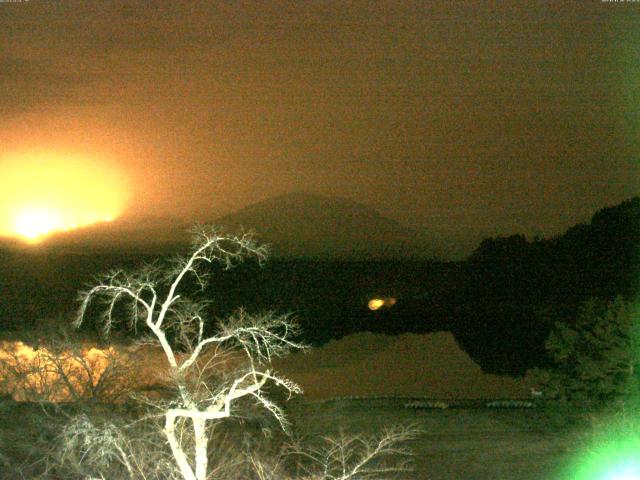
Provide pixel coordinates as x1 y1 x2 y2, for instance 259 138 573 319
37 215 193 253
215 192 432 259
15 192 433 259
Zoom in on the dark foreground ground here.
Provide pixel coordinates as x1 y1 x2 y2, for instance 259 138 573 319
1 397 585 480
287 398 582 480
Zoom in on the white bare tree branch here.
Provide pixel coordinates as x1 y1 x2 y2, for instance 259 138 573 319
74 226 304 480
291 424 422 480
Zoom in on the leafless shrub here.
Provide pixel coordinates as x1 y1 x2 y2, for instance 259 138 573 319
0 337 133 404
287 424 422 480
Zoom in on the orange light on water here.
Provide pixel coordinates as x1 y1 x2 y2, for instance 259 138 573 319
368 299 385 311
368 297 396 311
0 151 126 242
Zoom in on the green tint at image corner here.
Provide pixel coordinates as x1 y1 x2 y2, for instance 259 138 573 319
562 435 640 480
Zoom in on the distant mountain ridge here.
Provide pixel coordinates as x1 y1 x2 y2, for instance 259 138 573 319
6 192 434 259
19 215 194 254
215 192 431 259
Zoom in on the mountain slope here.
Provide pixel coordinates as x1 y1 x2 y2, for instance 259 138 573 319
39 215 193 253
8 192 435 258
215 192 432 259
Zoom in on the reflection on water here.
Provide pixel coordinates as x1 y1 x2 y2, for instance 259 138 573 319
367 297 396 311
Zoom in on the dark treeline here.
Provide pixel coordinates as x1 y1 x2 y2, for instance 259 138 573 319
448 197 640 375
0 197 638 377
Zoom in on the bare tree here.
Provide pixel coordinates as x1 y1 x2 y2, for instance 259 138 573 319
0 337 132 404
244 424 422 480
75 226 305 480
294 425 421 480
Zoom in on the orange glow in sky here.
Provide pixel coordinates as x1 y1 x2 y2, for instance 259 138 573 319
0 151 127 243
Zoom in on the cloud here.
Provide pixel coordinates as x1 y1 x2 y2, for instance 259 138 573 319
0 56 109 113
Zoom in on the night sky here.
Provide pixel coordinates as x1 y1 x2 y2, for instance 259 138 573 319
1 1 638 257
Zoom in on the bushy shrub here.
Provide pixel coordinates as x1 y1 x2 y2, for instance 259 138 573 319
533 296 640 416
